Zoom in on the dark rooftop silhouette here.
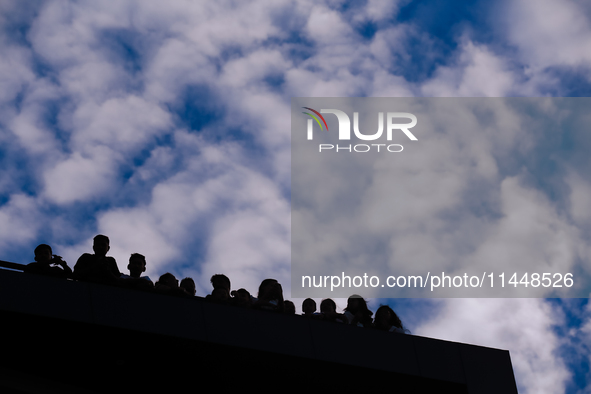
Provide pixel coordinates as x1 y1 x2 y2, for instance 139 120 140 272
0 260 518 393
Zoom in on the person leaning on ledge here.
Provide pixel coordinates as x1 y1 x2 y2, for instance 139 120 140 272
24 243 72 279
73 234 121 285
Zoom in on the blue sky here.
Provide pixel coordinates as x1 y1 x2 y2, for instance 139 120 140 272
2 0 591 392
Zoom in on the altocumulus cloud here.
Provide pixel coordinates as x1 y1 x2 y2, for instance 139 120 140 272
2 1 591 393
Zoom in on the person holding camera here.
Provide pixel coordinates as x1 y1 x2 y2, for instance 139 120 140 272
24 244 73 279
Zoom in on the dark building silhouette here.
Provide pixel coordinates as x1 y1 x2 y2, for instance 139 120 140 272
0 261 518 393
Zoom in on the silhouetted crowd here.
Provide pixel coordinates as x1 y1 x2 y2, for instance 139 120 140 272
22 234 410 333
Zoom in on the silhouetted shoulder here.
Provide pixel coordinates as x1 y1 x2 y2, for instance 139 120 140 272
74 254 120 284
24 262 71 279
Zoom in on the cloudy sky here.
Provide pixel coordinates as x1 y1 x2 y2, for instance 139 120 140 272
2 0 591 392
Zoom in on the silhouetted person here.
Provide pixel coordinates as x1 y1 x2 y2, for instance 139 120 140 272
120 253 153 290
73 235 121 284
302 298 317 317
154 272 186 296
253 278 284 312
284 300 296 315
230 288 252 308
343 294 373 327
374 305 409 334
210 274 230 292
320 298 346 324
24 244 72 279
206 274 231 303
180 277 196 296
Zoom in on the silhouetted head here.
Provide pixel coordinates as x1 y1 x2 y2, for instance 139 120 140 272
345 294 370 315
210 274 231 291
320 298 337 314
180 277 196 296
253 279 284 312
157 273 178 288
128 253 146 278
93 234 110 257
34 244 52 263
258 279 282 301
375 305 403 330
231 288 251 305
302 298 317 315
284 300 296 315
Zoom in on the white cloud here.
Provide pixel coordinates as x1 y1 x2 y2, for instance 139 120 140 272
43 147 119 204
0 194 41 250
580 302 591 391
143 37 217 103
470 175 583 278
503 0 591 70
306 6 357 46
567 171 591 225
415 298 570 394
361 0 404 24
70 95 172 153
422 41 517 97
0 43 35 106
205 205 290 295
10 104 61 156
220 49 291 90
